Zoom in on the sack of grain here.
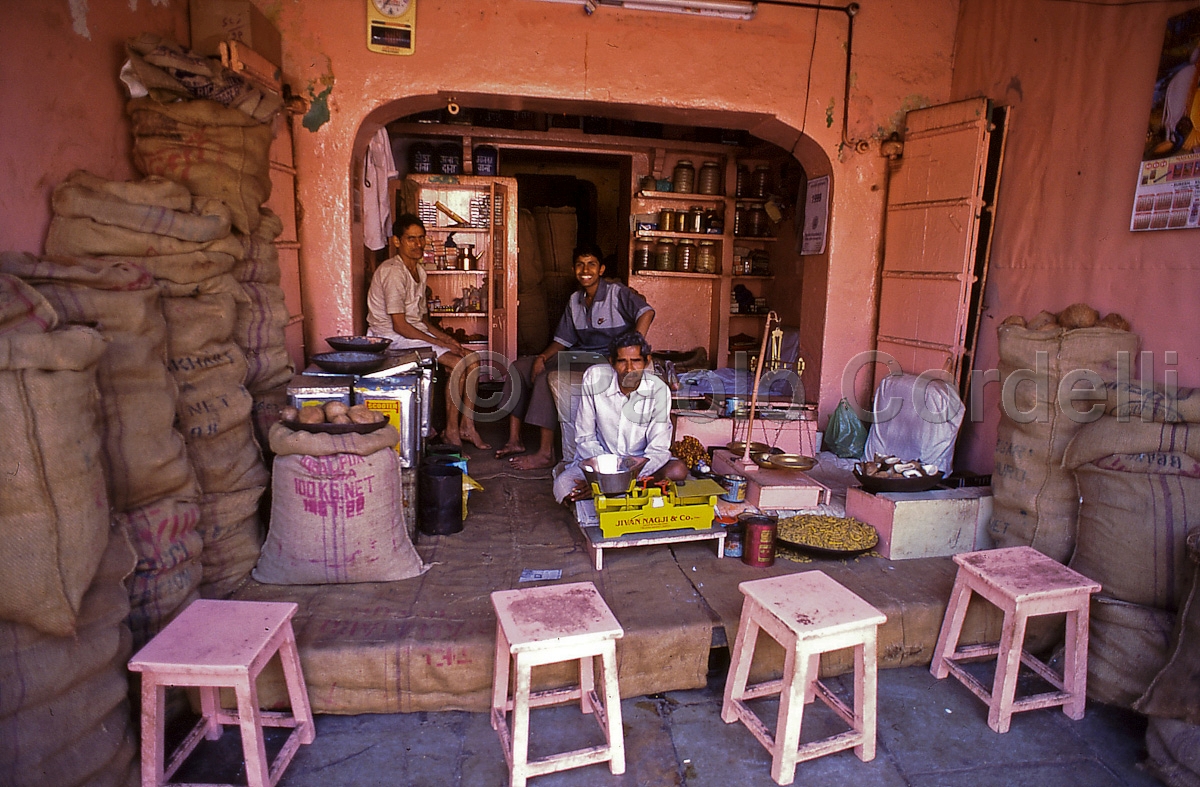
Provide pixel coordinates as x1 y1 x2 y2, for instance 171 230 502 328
1086 594 1176 708
254 422 426 584
988 324 1138 561
1135 532 1200 724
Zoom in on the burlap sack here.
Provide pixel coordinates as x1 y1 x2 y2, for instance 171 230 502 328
1105 379 1200 424
196 487 265 598
0 272 58 335
56 168 192 211
1086 594 1176 708
45 214 245 260
250 385 290 454
116 497 203 648
128 96 272 234
1065 416 1200 467
1146 717 1200 787
232 208 284 284
0 252 196 510
989 324 1139 561
125 250 238 284
1135 532 1200 723
51 170 232 242
0 526 138 787
1067 453 1200 609
236 280 293 394
0 318 111 637
255 423 426 584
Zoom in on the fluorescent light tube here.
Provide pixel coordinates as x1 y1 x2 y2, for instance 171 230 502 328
618 0 755 18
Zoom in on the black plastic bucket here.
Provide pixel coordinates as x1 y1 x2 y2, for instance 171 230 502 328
419 464 463 535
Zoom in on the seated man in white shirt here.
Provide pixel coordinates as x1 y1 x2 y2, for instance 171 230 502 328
553 331 688 504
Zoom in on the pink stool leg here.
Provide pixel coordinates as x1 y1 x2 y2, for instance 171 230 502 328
989 609 1029 734
510 656 533 787
198 686 222 740
235 675 271 787
1062 600 1091 720
141 678 165 787
580 654 596 715
931 572 973 679
491 624 511 732
278 629 316 745
770 642 808 786
722 600 761 724
600 642 625 775
855 630 879 762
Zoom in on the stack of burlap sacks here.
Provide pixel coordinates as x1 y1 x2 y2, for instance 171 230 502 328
0 275 139 785
991 306 1200 783
1 35 293 786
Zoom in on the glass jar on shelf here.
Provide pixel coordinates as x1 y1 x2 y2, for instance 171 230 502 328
698 161 722 195
677 239 697 272
687 206 705 234
654 239 677 271
672 159 696 194
633 239 653 271
696 240 718 274
658 208 677 233
751 164 772 198
735 165 750 198
746 206 768 237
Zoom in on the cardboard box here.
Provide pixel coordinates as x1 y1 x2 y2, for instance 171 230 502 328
190 0 282 68
846 486 994 560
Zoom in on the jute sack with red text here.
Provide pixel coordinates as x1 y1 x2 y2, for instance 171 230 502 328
128 96 271 234
988 324 1138 561
254 423 426 585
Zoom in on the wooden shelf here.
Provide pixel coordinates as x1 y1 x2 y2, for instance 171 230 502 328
635 230 725 241
636 190 725 204
732 274 774 280
430 311 487 318
732 234 777 242
730 312 771 318
632 270 720 280
426 269 487 276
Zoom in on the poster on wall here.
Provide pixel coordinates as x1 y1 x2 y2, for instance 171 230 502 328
800 175 829 254
1132 7 1200 232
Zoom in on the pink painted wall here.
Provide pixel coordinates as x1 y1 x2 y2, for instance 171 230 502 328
0 2 188 252
269 0 958 427
951 0 1200 473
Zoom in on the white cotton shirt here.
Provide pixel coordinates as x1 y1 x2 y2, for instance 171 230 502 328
365 257 452 356
362 128 397 251
574 363 673 475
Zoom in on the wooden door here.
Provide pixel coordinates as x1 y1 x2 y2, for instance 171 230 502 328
876 98 1004 389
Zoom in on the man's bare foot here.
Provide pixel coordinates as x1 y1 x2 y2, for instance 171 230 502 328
509 452 556 471
460 431 491 451
494 442 525 459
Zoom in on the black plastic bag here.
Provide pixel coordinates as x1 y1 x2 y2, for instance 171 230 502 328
824 398 867 459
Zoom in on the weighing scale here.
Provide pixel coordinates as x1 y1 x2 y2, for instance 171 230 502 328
590 477 725 539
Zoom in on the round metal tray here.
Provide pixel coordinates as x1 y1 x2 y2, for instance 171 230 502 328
282 418 389 435
311 351 388 375
854 470 944 494
767 453 817 472
325 335 392 353
776 514 879 556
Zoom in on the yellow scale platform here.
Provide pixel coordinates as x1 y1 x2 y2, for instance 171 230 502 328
592 478 726 539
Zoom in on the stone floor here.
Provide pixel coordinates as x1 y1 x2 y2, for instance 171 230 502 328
173 657 1160 786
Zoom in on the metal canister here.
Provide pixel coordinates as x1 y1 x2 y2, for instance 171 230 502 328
658 208 677 233
739 513 778 567
719 473 747 502
723 524 744 558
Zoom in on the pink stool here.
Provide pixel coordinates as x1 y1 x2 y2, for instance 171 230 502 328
722 571 887 785
490 582 625 787
930 546 1101 733
127 599 315 787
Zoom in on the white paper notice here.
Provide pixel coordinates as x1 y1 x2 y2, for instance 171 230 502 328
801 175 830 255
518 569 562 582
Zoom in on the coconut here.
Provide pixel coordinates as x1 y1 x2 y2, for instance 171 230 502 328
1000 314 1027 327
1026 310 1060 331
1098 312 1131 331
1057 302 1099 329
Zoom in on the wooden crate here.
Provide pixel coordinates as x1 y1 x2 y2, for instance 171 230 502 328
845 486 993 560
710 450 830 510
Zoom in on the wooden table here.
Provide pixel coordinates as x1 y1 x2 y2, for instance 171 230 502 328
574 499 726 570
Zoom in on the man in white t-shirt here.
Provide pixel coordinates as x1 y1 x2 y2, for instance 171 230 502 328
553 331 687 503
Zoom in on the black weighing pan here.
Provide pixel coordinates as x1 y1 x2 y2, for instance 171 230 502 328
325 335 392 353
853 470 944 494
282 419 389 435
311 351 388 375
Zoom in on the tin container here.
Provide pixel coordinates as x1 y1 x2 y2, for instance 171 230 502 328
739 513 778 567
355 373 421 468
287 373 354 408
723 523 744 558
719 473 748 502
